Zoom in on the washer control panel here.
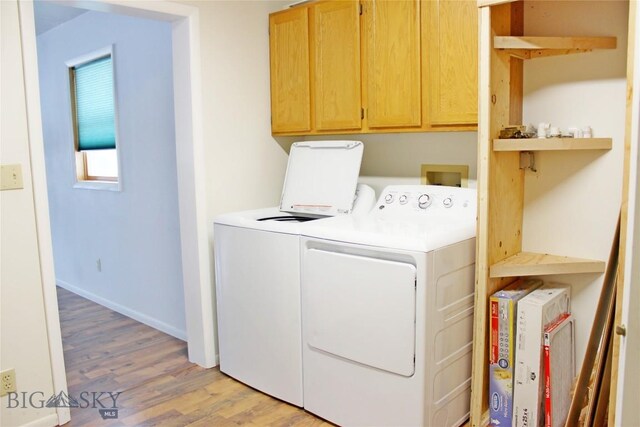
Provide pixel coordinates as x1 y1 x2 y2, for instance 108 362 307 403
375 185 476 216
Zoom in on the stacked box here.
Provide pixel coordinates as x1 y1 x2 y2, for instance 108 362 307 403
489 279 542 427
513 283 571 427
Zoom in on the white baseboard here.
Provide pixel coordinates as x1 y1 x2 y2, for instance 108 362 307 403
23 413 59 427
56 280 187 341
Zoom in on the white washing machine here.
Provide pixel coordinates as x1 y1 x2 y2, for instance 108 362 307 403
213 141 375 407
301 185 477 426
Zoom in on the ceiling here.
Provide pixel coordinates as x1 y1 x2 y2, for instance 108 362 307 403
34 1 88 35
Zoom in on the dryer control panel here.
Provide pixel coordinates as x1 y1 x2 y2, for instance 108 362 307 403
375 185 476 218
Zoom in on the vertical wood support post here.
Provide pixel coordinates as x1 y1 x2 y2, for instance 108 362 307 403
470 2 524 426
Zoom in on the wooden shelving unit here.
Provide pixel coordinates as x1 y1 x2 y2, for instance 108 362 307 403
470 2 617 427
493 137 612 151
490 251 606 278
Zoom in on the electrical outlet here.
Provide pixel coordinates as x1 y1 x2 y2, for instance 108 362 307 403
1 369 16 396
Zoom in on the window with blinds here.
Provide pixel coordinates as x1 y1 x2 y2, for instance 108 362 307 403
69 54 119 183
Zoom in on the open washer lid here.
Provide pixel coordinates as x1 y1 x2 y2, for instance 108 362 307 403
280 141 363 216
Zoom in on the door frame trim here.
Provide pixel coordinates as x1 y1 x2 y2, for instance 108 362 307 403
18 1 216 423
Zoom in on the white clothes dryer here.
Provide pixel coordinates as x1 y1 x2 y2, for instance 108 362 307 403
213 141 374 407
300 185 477 426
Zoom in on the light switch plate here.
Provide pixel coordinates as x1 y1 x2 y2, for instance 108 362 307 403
0 164 24 191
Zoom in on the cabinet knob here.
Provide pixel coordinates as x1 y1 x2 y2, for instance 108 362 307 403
615 324 627 336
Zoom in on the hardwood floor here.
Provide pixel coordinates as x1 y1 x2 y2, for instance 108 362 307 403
57 287 330 426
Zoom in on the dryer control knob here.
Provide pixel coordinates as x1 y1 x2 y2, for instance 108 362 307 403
443 197 453 208
418 194 431 209
399 195 408 205
385 194 394 204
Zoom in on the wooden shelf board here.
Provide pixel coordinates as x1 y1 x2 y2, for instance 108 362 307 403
490 251 606 278
493 137 612 151
477 0 517 7
494 36 617 59
494 36 617 50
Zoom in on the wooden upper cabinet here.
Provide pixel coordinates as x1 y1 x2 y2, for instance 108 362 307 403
311 1 362 131
424 0 478 126
364 0 422 129
269 7 311 133
268 0 477 135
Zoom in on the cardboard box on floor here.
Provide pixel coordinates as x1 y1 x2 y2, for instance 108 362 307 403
489 278 542 427
512 283 571 427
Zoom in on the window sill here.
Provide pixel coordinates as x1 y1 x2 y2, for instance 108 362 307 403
73 181 120 191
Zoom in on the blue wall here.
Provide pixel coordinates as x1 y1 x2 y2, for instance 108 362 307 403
37 10 186 338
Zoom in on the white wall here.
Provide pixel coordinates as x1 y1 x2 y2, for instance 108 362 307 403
306 132 478 186
185 0 293 218
522 1 628 369
0 1 57 426
37 11 187 339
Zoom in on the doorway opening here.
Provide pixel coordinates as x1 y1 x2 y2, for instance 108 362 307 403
35 1 187 340
20 1 216 424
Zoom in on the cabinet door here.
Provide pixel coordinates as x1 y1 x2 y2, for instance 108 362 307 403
269 8 311 133
365 0 421 129
311 1 362 131
424 0 478 125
